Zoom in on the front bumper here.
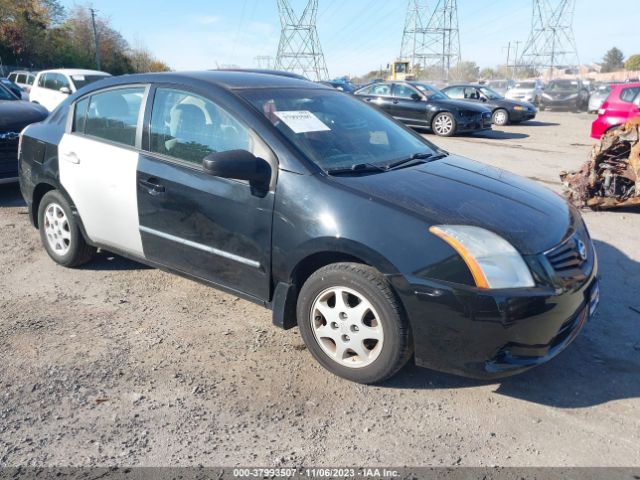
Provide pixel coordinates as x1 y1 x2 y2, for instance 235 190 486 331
541 98 579 110
389 256 598 379
456 113 493 134
511 109 537 121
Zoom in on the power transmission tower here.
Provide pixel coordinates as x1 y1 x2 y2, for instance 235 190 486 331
275 0 329 81
399 0 461 80
89 8 101 70
255 55 275 69
518 0 580 78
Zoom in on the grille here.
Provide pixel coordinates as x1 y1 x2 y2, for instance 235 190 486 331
0 137 19 177
545 224 593 287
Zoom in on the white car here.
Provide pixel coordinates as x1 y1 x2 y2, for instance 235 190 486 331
7 70 36 100
505 80 544 106
30 69 111 111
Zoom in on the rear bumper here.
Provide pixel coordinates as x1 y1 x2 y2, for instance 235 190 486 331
389 259 598 379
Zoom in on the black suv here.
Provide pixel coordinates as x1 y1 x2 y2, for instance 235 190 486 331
355 81 492 136
19 72 598 383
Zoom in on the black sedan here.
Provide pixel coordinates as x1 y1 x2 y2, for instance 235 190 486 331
0 83 48 184
19 72 598 383
540 79 590 111
441 84 537 126
355 81 492 136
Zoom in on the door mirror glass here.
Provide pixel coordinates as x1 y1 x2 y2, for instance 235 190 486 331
203 150 271 186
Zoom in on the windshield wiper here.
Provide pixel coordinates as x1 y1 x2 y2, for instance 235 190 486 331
326 162 387 176
385 152 444 171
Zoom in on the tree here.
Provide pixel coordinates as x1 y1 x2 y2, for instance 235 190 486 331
128 46 171 73
625 54 640 71
479 67 495 80
601 47 625 73
449 61 480 82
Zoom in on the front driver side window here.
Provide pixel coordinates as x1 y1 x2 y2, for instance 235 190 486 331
149 88 251 165
393 84 418 99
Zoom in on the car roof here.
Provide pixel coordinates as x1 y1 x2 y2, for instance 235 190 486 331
78 71 327 92
611 82 640 89
37 69 110 76
214 68 308 81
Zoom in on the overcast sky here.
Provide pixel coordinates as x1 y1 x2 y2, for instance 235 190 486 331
62 0 640 77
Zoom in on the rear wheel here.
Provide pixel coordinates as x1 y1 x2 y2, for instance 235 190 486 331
492 108 509 126
297 263 412 384
432 112 456 137
38 190 96 267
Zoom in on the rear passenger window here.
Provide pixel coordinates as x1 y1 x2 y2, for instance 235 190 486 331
8 73 16 82
84 87 145 147
17 74 26 84
620 87 640 103
38 74 46 87
148 88 251 164
27 75 35 85
73 97 90 133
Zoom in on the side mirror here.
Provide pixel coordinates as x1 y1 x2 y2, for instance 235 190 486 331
203 150 271 186
410 93 423 102
60 87 71 94
480 96 487 102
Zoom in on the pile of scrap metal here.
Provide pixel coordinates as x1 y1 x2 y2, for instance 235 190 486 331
561 118 640 209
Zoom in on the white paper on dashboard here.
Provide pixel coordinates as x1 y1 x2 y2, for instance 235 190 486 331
274 111 331 134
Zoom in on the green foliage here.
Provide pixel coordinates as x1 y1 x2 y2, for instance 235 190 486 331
0 0 170 73
479 67 495 80
601 47 625 73
450 61 480 82
625 54 640 72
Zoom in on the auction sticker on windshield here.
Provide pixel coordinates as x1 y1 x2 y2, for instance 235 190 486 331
274 111 331 134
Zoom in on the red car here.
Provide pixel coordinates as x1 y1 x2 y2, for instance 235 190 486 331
591 82 640 139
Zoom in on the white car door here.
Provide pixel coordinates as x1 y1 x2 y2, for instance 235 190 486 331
58 86 147 256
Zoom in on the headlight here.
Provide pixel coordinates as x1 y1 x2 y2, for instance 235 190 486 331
429 225 535 289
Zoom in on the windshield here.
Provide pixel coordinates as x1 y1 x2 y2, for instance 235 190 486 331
478 86 503 100
514 82 536 89
240 88 435 171
70 74 110 90
0 83 18 100
412 83 447 100
547 80 579 92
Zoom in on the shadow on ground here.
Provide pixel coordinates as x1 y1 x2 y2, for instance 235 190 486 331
519 120 560 127
385 239 640 409
0 183 26 207
471 130 530 140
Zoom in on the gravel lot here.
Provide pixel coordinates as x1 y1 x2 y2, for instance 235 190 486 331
1 111 639 467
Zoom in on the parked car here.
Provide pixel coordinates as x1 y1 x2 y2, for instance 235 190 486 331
591 82 640 139
485 79 515 96
441 84 537 126
0 83 48 184
1 77 28 100
216 68 307 80
30 69 111 111
321 80 357 94
354 81 492 136
540 79 589 111
7 70 37 95
505 80 543 106
588 83 613 114
19 71 598 384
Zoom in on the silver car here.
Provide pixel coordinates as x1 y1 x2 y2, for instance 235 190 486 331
588 84 612 113
505 80 543 106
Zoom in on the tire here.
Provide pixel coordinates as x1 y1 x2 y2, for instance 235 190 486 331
431 112 456 137
492 108 509 126
38 190 96 267
297 263 412 384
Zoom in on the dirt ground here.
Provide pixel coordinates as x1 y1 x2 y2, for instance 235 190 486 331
1 111 639 468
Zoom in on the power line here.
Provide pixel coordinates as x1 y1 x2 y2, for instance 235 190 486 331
518 0 580 77
275 0 329 81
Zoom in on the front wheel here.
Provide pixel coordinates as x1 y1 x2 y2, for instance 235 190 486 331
431 112 457 137
297 263 412 384
38 190 96 267
492 108 509 126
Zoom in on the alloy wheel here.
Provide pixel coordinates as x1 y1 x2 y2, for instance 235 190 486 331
310 286 384 368
43 202 71 256
433 114 454 135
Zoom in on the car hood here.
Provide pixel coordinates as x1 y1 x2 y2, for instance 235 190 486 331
430 98 490 113
332 155 572 255
0 100 48 131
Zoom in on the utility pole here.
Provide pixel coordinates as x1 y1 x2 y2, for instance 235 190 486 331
504 41 512 77
274 0 329 81
89 8 101 71
518 0 579 79
399 0 460 81
255 55 274 70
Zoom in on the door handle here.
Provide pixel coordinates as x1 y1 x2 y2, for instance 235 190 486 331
365 98 372 102
138 178 166 196
61 151 80 164
392 100 400 104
